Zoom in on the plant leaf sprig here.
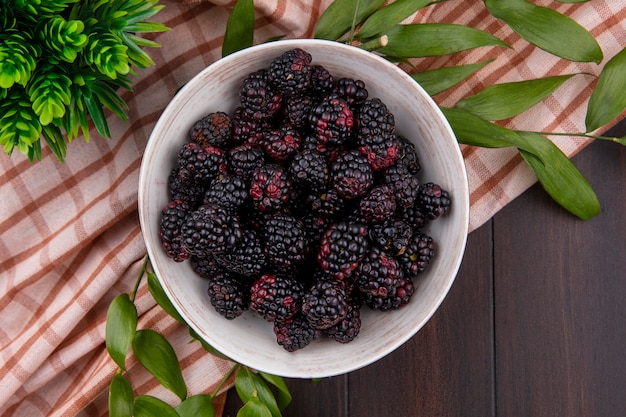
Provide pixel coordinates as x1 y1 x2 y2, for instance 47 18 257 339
0 0 168 161
105 255 292 417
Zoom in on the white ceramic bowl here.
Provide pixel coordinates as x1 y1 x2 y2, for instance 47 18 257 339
138 39 469 378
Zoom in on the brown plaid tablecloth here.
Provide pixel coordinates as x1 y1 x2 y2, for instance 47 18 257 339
1 1 624 415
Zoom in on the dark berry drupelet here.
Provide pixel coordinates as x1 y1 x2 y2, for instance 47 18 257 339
274 313 321 352
396 135 421 174
180 203 242 256
325 301 361 343
309 94 355 148
159 199 191 262
249 274 304 322
317 221 369 280
227 143 266 180
213 228 267 277
207 273 251 319
177 142 226 185
417 182 451 220
333 78 368 110
189 111 232 148
266 48 313 96
369 219 413 256
261 213 309 269
289 149 329 193
249 164 293 213
302 279 349 330
300 212 333 247
203 174 249 213
264 124 301 163
302 188 347 218
358 184 397 223
398 231 435 277
397 204 429 230
168 167 205 209
190 254 225 279
331 149 374 200
240 69 283 121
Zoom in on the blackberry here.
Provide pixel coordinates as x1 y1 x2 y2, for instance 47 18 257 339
357 98 395 140
264 124 301 163
274 314 320 352
181 203 242 256
261 213 309 269
284 95 315 129
227 143 266 179
331 149 374 199
398 231 435 277
384 166 419 209
231 106 268 146
309 64 334 95
190 254 225 279
302 279 349 329
333 78 368 110
168 167 205 208
266 48 313 96
325 301 361 343
240 69 283 121
396 135 421 174
289 149 329 193
177 142 226 185
189 111 232 148
397 204 429 230
250 274 304 322
203 174 249 213
249 164 293 213
355 246 413 311
207 273 250 319
417 182 451 220
317 221 369 280
358 135 400 171
300 212 332 247
159 199 191 262
302 188 347 219
309 94 355 148
213 228 266 277
358 184 397 223
369 219 413 256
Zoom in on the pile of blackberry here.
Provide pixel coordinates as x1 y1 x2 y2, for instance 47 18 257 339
159 48 452 352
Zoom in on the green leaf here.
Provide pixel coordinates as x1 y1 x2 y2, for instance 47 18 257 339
83 95 110 138
456 74 576 120
105 294 138 371
377 24 509 58
357 0 431 40
518 132 600 220
147 271 186 324
238 397 273 417
259 372 292 411
133 395 180 417
411 60 494 96
314 0 386 40
42 124 67 162
132 329 188 401
585 46 626 131
176 394 215 417
235 368 281 417
222 0 255 57
484 0 603 63
109 373 134 417
188 327 232 361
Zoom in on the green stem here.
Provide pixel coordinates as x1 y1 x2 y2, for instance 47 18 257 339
357 34 388 51
210 363 240 398
525 130 626 145
130 255 149 302
348 0 361 45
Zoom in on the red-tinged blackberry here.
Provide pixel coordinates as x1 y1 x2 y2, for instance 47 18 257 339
325 301 361 343
159 199 191 262
168 167 205 208
181 203 242 256
261 213 309 269
309 64 334 95
289 149 329 193
317 221 369 280
204 174 249 213
189 111 232 148
266 48 313 96
398 231 435 277
250 273 304 322
302 279 349 330
358 184 397 223
418 182 451 220
240 69 283 121
397 204 429 230
309 94 355 148
207 272 250 320
284 95 315 129
354 246 413 311
331 149 374 199
396 135 421 174
227 143 266 180
213 228 267 277
249 164 293 213
274 313 321 352
190 254 225 279
264 124 301 163
333 78 368 110
358 135 400 171
369 219 413 256
177 142 227 185
231 106 268 146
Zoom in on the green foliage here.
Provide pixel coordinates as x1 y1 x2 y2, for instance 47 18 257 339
0 0 168 161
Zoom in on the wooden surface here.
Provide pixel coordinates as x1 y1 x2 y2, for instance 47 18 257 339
223 120 626 417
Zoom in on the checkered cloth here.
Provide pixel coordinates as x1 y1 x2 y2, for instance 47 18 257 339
1 1 624 415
